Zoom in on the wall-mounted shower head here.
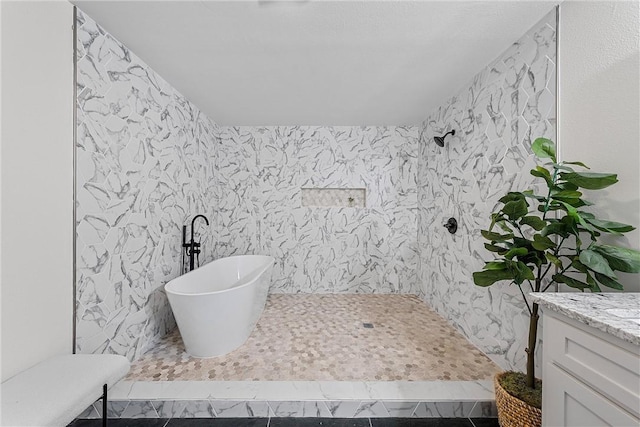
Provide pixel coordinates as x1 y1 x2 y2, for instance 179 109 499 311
434 130 455 147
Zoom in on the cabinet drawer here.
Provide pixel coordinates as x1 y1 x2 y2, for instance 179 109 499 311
543 363 639 427
545 314 640 418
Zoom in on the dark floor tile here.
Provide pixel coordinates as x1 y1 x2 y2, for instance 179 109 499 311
167 418 269 426
370 419 473 427
268 418 370 427
468 419 499 427
209 418 269 427
68 419 169 427
165 419 216 426
67 420 98 427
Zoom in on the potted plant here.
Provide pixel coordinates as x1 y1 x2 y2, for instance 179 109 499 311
472 138 640 426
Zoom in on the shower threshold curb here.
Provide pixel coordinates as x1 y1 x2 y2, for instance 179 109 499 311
79 380 498 419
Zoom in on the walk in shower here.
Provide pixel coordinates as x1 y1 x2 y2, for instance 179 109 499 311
74 3 558 421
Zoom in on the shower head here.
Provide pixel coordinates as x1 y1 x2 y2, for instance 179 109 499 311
434 130 455 147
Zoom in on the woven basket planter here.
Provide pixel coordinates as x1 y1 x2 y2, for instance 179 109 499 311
494 372 542 427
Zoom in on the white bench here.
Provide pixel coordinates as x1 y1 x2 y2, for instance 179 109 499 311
1 354 130 427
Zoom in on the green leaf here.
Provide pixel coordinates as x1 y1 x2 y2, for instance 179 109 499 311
553 274 590 290
594 272 624 290
541 222 570 238
484 261 508 270
489 213 503 231
513 237 533 248
585 272 600 292
559 198 591 209
531 167 553 186
545 253 563 269
571 258 589 273
552 164 576 172
579 249 617 278
558 201 598 234
592 245 640 273
564 161 590 169
503 247 528 259
585 218 635 234
502 199 529 220
485 243 508 254
522 190 546 201
520 216 546 231
481 230 514 242
473 270 515 287
551 190 583 199
561 172 618 190
512 261 535 284
532 234 556 251
558 182 580 191
531 138 557 162
499 192 526 204
521 251 547 268
496 220 513 233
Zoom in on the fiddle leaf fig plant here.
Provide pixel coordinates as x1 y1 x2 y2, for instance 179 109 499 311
473 138 640 395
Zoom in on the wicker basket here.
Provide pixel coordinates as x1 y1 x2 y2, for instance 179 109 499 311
494 372 542 427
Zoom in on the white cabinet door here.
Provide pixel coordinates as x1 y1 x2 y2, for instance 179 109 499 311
543 363 640 427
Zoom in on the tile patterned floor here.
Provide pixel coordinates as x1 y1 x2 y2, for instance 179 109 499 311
127 295 500 382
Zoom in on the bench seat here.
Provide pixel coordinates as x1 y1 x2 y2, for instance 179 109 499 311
1 354 130 427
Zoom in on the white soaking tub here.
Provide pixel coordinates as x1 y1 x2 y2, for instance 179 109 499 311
165 255 274 358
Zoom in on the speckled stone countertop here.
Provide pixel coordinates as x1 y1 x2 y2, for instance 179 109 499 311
529 293 640 346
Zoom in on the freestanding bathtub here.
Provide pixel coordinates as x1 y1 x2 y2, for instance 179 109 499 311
165 255 274 358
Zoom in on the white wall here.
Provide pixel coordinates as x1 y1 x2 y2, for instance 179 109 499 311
559 1 640 292
1 0 74 381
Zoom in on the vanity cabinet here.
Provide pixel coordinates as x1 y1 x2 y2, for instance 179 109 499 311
541 310 640 427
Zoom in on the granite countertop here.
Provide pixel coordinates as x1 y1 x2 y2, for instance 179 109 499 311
529 292 640 346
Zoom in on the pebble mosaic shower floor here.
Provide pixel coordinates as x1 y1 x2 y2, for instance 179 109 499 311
127 295 500 382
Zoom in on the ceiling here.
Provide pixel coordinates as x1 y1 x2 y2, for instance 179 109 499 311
71 0 558 126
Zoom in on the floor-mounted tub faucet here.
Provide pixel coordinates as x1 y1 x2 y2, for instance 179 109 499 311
182 214 209 272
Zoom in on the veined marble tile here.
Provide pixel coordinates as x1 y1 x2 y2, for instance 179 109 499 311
413 402 465 418
218 126 418 294
467 401 498 418
382 401 420 417
120 401 159 418
211 401 271 418
326 401 362 418
181 400 216 418
417 8 556 372
268 401 332 418
151 400 188 418
75 9 218 361
353 401 390 418
78 403 101 419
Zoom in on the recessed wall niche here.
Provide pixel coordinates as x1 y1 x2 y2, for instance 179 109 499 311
301 188 366 208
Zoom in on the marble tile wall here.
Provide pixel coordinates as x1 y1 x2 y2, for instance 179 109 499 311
417 9 557 371
215 126 419 293
75 9 218 360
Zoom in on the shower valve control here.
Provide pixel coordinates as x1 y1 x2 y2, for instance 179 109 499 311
444 217 458 234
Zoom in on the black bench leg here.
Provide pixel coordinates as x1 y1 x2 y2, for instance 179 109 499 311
102 384 108 427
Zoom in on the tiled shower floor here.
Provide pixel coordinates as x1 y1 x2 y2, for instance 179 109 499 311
127 295 500 382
